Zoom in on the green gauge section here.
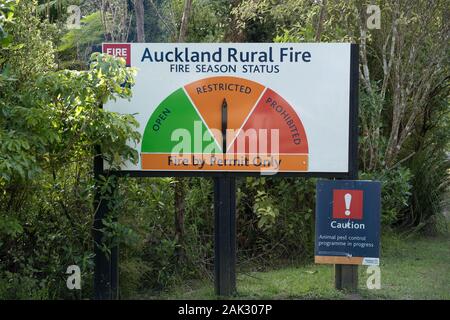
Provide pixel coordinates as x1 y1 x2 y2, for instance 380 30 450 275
141 88 220 153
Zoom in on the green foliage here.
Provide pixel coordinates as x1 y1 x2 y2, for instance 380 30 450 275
184 0 228 42
0 0 16 46
406 152 450 234
253 189 279 231
0 52 139 182
234 0 355 43
58 11 104 66
115 177 175 294
400 80 450 234
115 177 215 296
0 272 52 299
0 0 140 299
148 0 229 42
359 87 386 172
230 0 277 41
361 167 412 226
235 177 316 263
0 0 16 87
59 11 104 50
37 0 78 17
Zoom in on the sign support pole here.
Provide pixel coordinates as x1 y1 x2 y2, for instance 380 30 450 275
334 43 359 293
93 147 119 299
335 264 358 291
214 98 236 296
214 175 237 296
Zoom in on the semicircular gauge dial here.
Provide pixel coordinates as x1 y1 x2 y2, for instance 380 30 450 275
141 76 309 172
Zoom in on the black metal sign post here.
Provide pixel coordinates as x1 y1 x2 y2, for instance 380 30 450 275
214 175 237 296
335 264 358 292
93 148 119 299
334 43 359 292
214 98 237 296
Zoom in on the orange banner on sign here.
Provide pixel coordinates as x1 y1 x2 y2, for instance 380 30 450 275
141 153 308 172
314 256 363 265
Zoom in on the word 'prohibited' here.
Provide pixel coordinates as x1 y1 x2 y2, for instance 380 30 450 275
102 43 357 176
315 180 381 266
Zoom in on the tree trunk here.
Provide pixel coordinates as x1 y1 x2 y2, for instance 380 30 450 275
178 0 192 42
134 0 145 42
314 0 327 42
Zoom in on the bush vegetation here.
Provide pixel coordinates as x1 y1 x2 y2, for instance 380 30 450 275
0 0 448 299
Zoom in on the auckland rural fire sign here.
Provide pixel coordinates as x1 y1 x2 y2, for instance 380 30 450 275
315 180 381 265
102 43 356 175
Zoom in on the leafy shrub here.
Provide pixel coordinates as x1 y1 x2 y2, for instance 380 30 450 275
0 1 139 299
0 272 51 300
361 166 412 226
404 150 450 234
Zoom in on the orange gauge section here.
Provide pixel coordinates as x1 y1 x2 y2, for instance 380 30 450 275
184 76 265 151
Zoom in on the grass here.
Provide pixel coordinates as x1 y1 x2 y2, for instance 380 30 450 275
141 232 450 300
358 233 450 299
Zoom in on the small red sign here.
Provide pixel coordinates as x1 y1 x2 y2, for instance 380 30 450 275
332 189 363 220
102 43 131 66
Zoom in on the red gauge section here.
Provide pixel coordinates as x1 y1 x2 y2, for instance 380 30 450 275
229 88 308 154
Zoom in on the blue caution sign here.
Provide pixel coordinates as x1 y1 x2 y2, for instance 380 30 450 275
315 180 381 265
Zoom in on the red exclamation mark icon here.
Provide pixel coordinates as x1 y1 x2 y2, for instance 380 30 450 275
333 189 364 220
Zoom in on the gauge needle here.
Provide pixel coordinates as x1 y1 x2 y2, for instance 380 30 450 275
221 98 227 154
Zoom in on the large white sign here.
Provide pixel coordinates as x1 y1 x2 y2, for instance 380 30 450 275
103 43 356 175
